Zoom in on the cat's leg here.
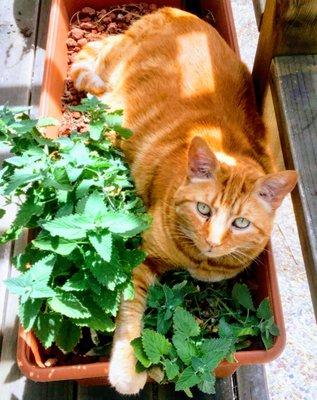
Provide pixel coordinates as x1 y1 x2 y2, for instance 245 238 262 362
109 263 156 395
70 35 125 96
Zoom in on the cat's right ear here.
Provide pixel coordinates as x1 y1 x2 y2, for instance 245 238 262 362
188 136 218 180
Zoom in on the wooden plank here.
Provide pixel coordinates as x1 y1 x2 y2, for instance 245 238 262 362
0 146 15 346
0 0 40 106
275 0 317 56
77 382 154 400
0 231 30 400
215 377 235 400
30 0 52 117
252 0 317 109
235 366 269 400
17 381 75 400
156 378 234 399
78 378 234 399
270 55 317 315
252 0 266 28
252 0 277 109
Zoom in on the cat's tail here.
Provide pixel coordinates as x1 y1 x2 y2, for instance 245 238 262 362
70 40 107 95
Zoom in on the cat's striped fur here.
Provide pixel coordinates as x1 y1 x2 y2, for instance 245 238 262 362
71 7 297 394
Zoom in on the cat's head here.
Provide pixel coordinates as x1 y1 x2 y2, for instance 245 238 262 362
174 136 297 264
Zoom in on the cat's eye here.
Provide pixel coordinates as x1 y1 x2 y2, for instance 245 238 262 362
197 202 211 217
232 217 251 229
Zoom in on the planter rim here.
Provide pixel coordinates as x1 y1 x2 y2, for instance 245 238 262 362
17 242 286 382
16 0 285 383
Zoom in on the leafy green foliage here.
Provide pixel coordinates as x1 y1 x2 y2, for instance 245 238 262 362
133 271 279 397
142 329 172 364
0 99 150 353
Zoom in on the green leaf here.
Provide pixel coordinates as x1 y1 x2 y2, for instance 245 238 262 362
175 366 200 391
33 232 77 256
199 338 233 369
218 318 234 338
5 149 43 167
48 293 91 319
198 373 216 395
256 298 273 320
157 308 172 335
147 284 165 308
42 214 95 239
37 117 59 127
10 119 37 133
74 296 115 332
34 313 62 348
75 179 98 198
92 286 120 316
14 198 44 227
131 337 152 368
19 298 43 331
84 191 107 219
87 250 126 290
5 254 56 300
261 331 273 350
69 96 104 112
4 168 41 195
31 285 56 299
28 254 56 287
104 113 133 139
99 212 150 236
68 142 91 166
66 165 83 182
172 332 197 365
173 307 200 337
62 271 88 291
123 282 135 301
88 232 112 262
5 273 33 297
55 318 82 352
120 248 147 270
0 225 23 245
142 329 172 364
232 283 255 311
269 323 280 336
89 119 105 140
184 388 193 398
164 359 179 380
43 168 72 191
112 125 133 139
0 209 5 218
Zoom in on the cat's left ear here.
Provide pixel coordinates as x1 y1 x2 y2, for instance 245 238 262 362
255 170 298 209
188 136 218 180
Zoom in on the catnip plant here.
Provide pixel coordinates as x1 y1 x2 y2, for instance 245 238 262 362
132 271 279 397
0 97 151 352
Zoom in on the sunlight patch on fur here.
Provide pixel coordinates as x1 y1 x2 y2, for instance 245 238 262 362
215 151 237 166
177 32 214 97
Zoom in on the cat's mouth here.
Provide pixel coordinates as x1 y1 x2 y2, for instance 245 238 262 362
203 249 228 258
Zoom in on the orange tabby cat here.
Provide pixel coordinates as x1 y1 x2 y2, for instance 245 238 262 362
71 7 297 394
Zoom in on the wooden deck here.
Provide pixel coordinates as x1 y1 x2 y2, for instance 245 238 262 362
270 55 317 313
0 1 270 399
252 0 317 316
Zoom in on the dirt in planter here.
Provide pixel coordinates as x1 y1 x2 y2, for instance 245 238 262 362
59 3 159 135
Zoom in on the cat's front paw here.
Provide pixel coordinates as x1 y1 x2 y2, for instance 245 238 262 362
109 339 147 395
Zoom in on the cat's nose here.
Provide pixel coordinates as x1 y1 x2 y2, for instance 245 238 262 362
206 239 221 249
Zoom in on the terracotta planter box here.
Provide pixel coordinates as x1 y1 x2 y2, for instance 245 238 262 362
16 0 286 385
